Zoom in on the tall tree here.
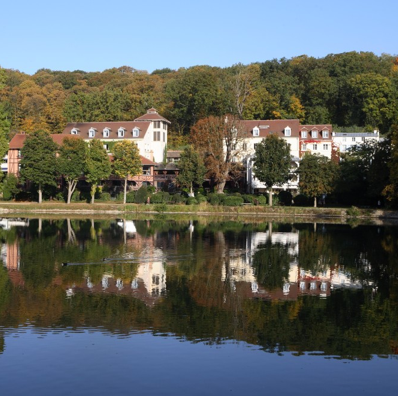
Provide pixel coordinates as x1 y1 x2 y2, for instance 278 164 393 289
112 141 141 204
176 145 206 196
58 137 87 204
190 114 247 193
85 139 112 204
20 130 58 203
253 134 291 206
298 153 339 207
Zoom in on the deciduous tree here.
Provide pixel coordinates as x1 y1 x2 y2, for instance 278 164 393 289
85 139 112 204
176 145 206 195
58 137 87 204
253 134 291 206
112 141 141 204
298 153 339 207
20 130 58 203
190 115 247 193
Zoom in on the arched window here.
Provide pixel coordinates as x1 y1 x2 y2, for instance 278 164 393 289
103 128 110 138
132 127 140 137
88 127 96 138
284 126 291 136
118 127 125 137
253 127 259 136
71 128 78 135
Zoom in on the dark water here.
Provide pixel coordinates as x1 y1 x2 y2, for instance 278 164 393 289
0 218 397 395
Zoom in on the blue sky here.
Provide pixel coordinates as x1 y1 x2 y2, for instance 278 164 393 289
2 0 397 75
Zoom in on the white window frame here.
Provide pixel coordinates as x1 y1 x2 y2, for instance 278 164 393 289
88 127 96 138
301 143 307 151
284 126 291 136
132 127 140 137
322 130 329 138
313 143 318 150
253 127 259 137
301 131 307 138
118 127 125 138
323 144 329 150
103 128 110 138
311 130 318 138
71 128 78 135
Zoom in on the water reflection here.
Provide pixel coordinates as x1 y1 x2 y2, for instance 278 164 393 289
0 217 397 359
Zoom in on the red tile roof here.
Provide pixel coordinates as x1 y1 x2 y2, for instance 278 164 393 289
9 133 81 149
134 108 170 123
241 119 300 138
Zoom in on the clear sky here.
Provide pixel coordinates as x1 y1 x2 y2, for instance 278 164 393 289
1 0 397 75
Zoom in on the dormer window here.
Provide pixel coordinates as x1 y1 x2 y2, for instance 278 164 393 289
132 127 140 137
103 127 110 138
118 127 125 138
311 130 318 138
88 127 96 138
71 128 79 135
253 127 259 136
301 131 307 138
284 126 291 136
322 130 329 138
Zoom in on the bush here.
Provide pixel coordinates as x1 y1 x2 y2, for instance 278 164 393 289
222 196 244 206
171 194 186 204
186 197 198 205
147 185 156 194
71 190 81 202
207 193 221 206
98 192 112 202
196 195 207 204
347 206 361 217
1 175 20 201
278 191 293 206
125 191 135 203
294 194 309 206
135 185 148 204
255 195 267 205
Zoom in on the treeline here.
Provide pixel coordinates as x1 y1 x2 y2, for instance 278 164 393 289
1 51 398 142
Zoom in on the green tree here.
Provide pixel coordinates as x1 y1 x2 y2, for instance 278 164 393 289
85 139 112 204
58 137 87 204
298 153 339 207
176 146 206 196
20 130 58 203
0 102 10 163
1 174 20 200
253 134 291 206
112 141 141 204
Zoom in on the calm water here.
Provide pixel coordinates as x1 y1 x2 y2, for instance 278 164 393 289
0 217 397 395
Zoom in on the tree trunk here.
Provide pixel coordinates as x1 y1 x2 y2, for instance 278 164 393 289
268 188 273 207
38 182 42 203
90 184 96 204
67 180 77 204
314 196 317 208
216 180 226 194
123 178 127 204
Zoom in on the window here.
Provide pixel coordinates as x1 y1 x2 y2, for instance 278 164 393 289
71 128 78 135
154 121 161 128
243 143 247 151
88 127 96 138
343 137 346 142
301 144 307 151
253 127 259 136
352 137 356 142
322 130 329 138
103 144 108 150
311 130 318 138
323 144 329 150
103 128 110 137
154 131 161 141
362 137 365 142
284 126 291 136
163 132 166 142
132 127 140 137
301 131 307 138
163 122 167 130
118 127 125 138
313 144 318 150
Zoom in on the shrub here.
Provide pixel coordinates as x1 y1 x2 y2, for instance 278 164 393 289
278 191 293 206
255 195 267 205
171 194 186 204
243 194 255 204
294 194 309 206
150 192 164 203
186 197 198 205
347 206 361 217
2 175 20 201
125 191 135 203
196 195 207 204
207 193 221 206
98 192 112 202
71 190 81 202
222 196 244 206
135 185 148 204
147 185 156 194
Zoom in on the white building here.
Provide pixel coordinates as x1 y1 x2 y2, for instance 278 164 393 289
332 131 380 154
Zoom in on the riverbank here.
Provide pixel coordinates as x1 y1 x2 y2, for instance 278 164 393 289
0 201 397 221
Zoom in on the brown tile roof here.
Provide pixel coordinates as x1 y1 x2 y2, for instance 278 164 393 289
300 124 332 131
140 156 157 165
241 119 300 138
61 121 151 139
9 133 81 149
134 108 170 123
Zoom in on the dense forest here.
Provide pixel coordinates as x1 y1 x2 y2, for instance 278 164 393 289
1 51 398 143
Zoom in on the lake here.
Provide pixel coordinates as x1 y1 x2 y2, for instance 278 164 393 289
0 217 397 395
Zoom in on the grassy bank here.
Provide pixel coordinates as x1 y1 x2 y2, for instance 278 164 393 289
0 201 397 221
